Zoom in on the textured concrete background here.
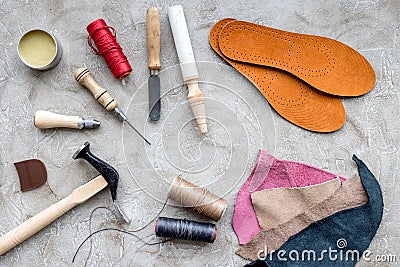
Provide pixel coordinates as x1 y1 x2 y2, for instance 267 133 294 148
0 0 399 266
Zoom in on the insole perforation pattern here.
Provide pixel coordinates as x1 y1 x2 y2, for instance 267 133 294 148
209 19 346 132
218 21 375 96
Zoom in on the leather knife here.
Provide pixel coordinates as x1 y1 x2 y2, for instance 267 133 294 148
147 6 161 121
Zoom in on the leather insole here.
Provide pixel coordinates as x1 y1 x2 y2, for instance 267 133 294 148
218 20 376 96
209 19 346 132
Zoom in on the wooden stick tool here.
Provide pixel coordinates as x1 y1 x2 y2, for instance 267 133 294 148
0 175 108 255
74 68 151 145
168 5 207 134
34 110 100 129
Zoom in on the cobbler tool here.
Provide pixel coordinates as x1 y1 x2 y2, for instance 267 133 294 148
0 175 108 255
73 142 130 223
147 6 161 121
168 5 207 134
34 110 100 129
74 68 151 145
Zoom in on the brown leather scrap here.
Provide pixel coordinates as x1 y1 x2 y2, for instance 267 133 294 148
218 20 376 96
209 19 346 132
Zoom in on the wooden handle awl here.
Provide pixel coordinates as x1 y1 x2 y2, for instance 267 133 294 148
34 110 79 129
74 67 118 112
147 7 161 70
0 175 108 255
34 110 100 129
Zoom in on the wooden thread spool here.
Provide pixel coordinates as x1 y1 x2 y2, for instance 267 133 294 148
167 176 227 222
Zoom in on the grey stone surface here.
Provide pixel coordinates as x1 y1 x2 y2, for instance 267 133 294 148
0 0 398 266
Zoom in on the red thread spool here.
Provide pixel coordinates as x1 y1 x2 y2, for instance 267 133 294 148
87 19 132 79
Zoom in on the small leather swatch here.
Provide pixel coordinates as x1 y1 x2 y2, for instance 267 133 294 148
251 177 341 231
209 19 346 133
218 20 376 96
14 159 48 192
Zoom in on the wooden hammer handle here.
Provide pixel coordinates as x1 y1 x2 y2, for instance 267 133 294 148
0 196 75 255
74 68 118 112
147 7 161 70
0 175 108 255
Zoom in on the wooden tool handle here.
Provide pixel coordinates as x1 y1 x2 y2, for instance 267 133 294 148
168 5 199 81
147 7 161 70
187 81 207 134
34 110 80 129
0 175 108 255
74 68 118 112
0 196 74 255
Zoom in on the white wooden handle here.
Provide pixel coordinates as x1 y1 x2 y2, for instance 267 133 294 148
34 110 79 129
0 175 108 255
168 5 199 81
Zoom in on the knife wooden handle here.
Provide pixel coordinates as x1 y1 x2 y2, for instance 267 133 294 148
0 175 108 255
34 110 80 129
147 7 161 70
74 67 118 112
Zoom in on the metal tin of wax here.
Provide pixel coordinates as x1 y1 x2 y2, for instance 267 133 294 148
17 29 62 70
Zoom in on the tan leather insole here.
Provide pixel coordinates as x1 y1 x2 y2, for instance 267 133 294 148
218 20 376 96
210 19 346 132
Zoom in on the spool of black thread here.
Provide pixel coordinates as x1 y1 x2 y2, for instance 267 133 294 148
155 217 217 243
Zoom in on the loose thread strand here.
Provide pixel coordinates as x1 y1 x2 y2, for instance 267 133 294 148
72 228 173 262
73 199 168 263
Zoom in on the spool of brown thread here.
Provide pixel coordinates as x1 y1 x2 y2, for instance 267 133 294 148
167 176 228 222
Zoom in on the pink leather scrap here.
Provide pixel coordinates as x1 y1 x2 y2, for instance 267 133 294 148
232 150 346 245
